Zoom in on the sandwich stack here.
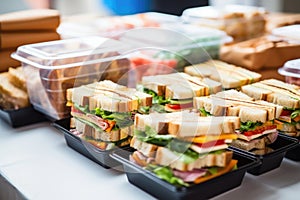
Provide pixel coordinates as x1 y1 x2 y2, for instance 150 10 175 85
194 90 280 152
140 72 222 112
0 9 60 72
242 79 300 137
184 60 262 89
66 80 152 150
130 111 239 186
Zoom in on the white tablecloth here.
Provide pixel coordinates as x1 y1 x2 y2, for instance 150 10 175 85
0 118 300 200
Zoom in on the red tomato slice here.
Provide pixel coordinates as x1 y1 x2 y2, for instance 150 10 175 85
280 109 293 117
195 140 226 148
166 102 193 110
243 125 277 137
71 106 84 114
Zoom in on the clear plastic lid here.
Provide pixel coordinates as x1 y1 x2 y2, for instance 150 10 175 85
271 25 300 43
119 24 231 49
11 36 130 69
182 5 267 21
57 12 180 39
278 58 300 78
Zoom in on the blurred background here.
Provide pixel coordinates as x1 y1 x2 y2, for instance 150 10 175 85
1 0 300 15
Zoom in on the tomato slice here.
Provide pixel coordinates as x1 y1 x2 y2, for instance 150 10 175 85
166 102 193 110
280 109 293 117
195 140 226 148
243 125 277 137
71 106 84 114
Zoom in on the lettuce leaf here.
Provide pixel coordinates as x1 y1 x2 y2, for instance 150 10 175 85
199 108 212 117
93 107 134 129
143 88 171 105
240 121 263 132
291 109 300 119
134 126 199 163
146 164 189 187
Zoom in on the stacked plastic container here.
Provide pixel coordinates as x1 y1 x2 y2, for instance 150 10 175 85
58 12 180 39
12 36 131 120
181 5 267 41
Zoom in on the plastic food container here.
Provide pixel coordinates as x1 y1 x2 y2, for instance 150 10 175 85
110 148 259 200
181 5 267 41
0 106 47 128
119 24 231 72
58 12 180 39
12 36 131 120
271 25 300 44
278 133 300 161
278 58 300 86
229 135 298 175
52 118 129 169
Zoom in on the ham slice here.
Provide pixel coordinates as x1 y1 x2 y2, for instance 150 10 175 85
173 169 207 182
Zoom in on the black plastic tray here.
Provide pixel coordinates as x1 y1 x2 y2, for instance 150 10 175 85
52 118 128 169
279 133 300 161
110 148 259 200
229 134 298 175
0 106 47 128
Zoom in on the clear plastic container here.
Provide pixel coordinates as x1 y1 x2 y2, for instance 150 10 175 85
271 25 300 44
12 36 131 120
119 24 231 75
278 58 300 86
58 12 180 39
181 5 267 41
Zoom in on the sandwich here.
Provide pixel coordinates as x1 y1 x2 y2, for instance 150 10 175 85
130 111 239 186
241 79 300 137
66 80 152 150
0 67 29 110
139 72 222 112
194 90 280 151
184 60 261 89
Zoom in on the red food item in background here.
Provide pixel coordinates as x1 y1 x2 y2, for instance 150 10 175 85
130 56 178 82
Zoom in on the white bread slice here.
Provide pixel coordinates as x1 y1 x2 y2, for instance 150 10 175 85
241 84 272 101
244 82 300 109
142 73 221 99
154 147 233 171
0 72 29 109
8 67 27 91
134 113 239 136
130 137 158 157
168 117 237 137
88 81 152 107
212 90 254 101
67 80 152 112
73 118 131 142
261 79 300 96
194 96 276 121
184 60 261 89
238 107 267 123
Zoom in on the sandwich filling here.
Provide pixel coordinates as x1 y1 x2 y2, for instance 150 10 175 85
241 79 300 137
140 73 222 113
130 113 239 186
66 80 153 150
194 91 279 151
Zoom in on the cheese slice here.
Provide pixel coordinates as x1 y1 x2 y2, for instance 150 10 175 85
186 134 238 144
190 144 228 154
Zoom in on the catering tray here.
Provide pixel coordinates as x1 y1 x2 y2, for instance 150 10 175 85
110 147 259 200
229 135 298 175
52 118 128 169
278 133 300 161
0 106 47 128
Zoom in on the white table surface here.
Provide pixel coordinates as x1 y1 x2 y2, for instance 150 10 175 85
0 117 300 200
